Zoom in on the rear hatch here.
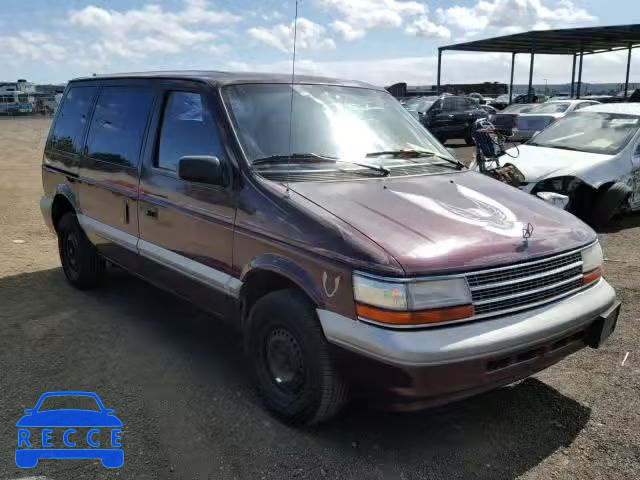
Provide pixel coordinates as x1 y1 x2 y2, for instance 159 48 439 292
492 113 518 131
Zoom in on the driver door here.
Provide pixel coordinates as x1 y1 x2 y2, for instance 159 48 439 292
137 81 238 315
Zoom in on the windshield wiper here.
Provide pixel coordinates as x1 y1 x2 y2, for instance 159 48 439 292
366 149 465 170
252 153 390 176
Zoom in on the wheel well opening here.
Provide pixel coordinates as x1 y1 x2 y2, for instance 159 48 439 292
241 271 309 327
51 195 74 231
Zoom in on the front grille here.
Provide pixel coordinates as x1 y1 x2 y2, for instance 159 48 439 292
466 250 584 318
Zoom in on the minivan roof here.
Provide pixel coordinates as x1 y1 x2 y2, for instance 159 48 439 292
70 70 382 90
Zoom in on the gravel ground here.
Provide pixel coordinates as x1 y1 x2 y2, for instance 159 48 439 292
0 117 639 479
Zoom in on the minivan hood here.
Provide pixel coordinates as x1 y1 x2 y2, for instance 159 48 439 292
289 170 595 275
501 144 615 184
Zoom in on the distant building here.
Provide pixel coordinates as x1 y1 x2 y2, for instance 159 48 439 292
386 81 508 98
36 84 66 95
0 79 36 94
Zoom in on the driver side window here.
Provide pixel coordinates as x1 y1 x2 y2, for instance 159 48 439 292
156 91 225 172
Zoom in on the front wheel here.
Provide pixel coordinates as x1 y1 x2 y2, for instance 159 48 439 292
592 183 632 227
57 213 105 289
245 289 349 425
464 127 475 146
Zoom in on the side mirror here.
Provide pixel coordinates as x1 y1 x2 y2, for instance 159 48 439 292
178 156 227 186
105 409 115 414
24 409 34 414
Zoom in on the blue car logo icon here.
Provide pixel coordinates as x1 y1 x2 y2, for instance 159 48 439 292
16 391 123 468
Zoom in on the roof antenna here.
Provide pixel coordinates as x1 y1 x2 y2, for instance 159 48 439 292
285 0 299 197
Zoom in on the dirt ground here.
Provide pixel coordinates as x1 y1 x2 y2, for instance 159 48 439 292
0 117 639 479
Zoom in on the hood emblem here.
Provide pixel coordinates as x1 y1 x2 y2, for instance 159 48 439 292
522 222 534 242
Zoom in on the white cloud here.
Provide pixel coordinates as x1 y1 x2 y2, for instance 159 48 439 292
248 18 336 53
317 0 427 40
437 0 597 33
0 31 66 65
220 50 636 88
406 16 451 39
68 0 239 59
330 20 366 41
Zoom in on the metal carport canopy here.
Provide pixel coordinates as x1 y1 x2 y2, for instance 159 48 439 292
436 24 640 101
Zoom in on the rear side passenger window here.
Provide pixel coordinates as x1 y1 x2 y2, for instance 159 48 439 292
156 92 224 171
51 86 97 154
86 87 154 167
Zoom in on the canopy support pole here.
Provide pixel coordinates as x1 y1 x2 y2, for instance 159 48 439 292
527 50 535 100
509 52 516 104
570 54 577 98
436 48 442 95
625 43 632 98
576 49 584 99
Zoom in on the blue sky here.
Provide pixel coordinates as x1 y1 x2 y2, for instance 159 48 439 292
1 0 638 86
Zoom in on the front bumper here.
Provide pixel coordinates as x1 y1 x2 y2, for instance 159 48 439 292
319 279 619 407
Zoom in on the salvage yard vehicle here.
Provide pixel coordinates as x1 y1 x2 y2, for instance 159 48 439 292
418 95 487 144
503 104 640 224
488 103 537 134
403 95 439 120
0 91 33 114
511 99 600 141
41 72 619 425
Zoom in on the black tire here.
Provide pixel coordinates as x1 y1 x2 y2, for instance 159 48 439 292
245 289 349 425
464 127 475 146
592 183 631 226
57 213 105 289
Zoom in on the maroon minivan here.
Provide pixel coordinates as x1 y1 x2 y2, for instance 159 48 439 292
40 72 620 425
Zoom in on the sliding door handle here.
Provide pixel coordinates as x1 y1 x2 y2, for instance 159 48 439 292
145 206 158 219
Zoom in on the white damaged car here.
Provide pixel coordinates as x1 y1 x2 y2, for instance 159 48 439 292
501 103 640 225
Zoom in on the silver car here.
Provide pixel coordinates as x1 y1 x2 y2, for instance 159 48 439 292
511 100 600 141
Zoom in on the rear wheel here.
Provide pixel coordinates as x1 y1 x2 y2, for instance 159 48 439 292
245 289 349 425
57 213 105 289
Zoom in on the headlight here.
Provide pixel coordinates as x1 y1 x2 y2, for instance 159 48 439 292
581 241 603 285
581 241 603 273
353 274 473 326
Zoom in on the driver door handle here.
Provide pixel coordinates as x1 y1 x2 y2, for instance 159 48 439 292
145 206 158 219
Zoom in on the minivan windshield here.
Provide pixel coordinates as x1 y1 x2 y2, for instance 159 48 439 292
528 112 640 155
222 84 451 167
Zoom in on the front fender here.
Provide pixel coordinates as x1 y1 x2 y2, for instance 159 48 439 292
240 254 324 307
53 183 80 212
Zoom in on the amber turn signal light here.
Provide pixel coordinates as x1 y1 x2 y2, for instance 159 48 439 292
582 266 603 285
356 303 474 326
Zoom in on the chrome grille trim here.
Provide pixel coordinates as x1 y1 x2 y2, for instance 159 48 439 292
469 261 583 292
472 274 583 306
471 281 586 319
466 249 582 278
465 247 588 319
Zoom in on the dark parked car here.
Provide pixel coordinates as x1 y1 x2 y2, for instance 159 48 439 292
418 95 487 144
41 72 619 425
